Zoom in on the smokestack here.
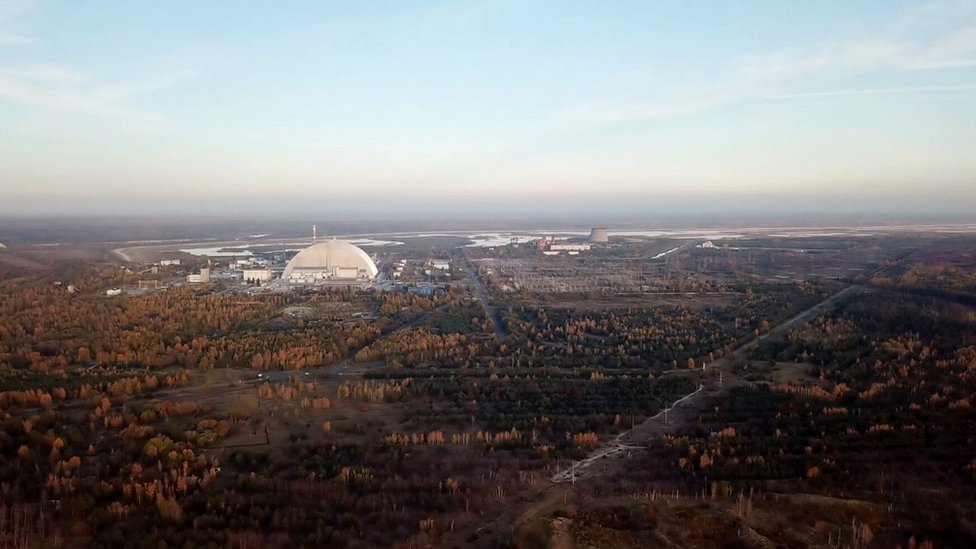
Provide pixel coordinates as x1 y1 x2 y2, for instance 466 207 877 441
313 224 317 244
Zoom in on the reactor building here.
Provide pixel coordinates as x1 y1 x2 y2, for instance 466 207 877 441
590 228 609 243
282 240 378 283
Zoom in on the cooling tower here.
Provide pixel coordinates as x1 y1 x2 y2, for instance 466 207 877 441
590 228 609 243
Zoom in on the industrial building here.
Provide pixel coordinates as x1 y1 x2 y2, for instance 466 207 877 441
590 228 609 243
187 268 211 283
549 243 591 253
243 268 273 283
534 235 591 255
231 258 270 270
391 259 406 278
283 241 378 283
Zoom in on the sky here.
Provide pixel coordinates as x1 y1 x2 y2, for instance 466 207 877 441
1 0 975 219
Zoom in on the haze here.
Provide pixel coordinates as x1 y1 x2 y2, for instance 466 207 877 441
2 0 975 217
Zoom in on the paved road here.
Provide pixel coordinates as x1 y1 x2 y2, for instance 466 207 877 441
457 253 508 340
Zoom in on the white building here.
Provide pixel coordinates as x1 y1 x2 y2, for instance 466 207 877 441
187 268 211 283
106 288 122 297
243 268 273 283
231 258 270 269
283 241 378 283
159 259 181 266
549 243 591 252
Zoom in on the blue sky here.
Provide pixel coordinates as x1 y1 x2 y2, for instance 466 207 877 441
1 0 975 217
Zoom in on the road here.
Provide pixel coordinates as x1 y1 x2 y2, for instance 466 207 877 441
457 253 508 340
551 283 866 483
325 301 453 377
551 384 706 483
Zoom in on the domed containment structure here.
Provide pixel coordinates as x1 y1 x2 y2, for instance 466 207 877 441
590 228 609 243
283 241 378 283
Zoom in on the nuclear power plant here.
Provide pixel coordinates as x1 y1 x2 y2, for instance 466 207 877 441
590 228 609 243
283 240 379 283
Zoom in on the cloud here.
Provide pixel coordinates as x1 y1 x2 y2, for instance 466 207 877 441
94 69 201 103
0 64 84 81
575 3 976 123
0 0 197 132
0 0 35 46
0 59 205 132
0 31 32 45
0 73 166 131
756 84 976 102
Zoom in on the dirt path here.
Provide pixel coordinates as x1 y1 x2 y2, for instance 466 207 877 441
551 284 865 483
437 285 869 547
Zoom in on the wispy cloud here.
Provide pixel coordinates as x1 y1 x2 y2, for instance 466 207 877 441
93 69 200 104
0 64 84 81
0 59 190 132
0 74 166 130
0 31 32 45
0 1 200 133
758 83 976 101
0 0 36 46
576 2 976 123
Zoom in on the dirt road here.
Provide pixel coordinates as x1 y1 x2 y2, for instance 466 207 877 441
551 284 865 483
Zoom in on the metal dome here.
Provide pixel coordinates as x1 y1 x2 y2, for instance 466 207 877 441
283 241 378 281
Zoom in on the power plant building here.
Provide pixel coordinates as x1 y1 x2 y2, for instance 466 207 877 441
549 243 591 253
590 228 609 243
283 241 378 283
243 268 273 283
187 268 211 283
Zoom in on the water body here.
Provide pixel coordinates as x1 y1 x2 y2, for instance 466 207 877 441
465 234 547 247
179 247 255 257
179 238 404 257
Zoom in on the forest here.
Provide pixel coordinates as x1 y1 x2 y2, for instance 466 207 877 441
1 235 975 548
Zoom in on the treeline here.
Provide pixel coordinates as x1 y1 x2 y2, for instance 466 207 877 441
406 373 696 443
0 269 478 373
503 305 738 371
638 290 976 548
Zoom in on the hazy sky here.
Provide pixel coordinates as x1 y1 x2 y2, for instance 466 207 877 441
1 0 975 217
